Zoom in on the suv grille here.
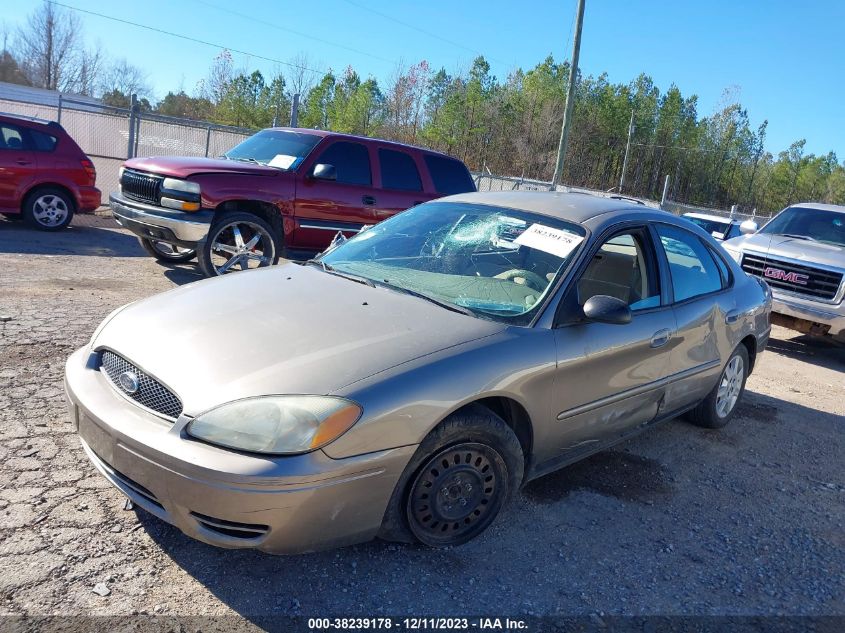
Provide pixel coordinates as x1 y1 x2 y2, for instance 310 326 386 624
121 169 163 206
741 253 843 301
100 350 182 421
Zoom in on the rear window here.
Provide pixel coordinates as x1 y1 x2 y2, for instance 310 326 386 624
29 129 58 152
0 124 25 150
379 148 422 191
424 155 475 195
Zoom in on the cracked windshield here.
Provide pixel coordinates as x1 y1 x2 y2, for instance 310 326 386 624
320 202 586 322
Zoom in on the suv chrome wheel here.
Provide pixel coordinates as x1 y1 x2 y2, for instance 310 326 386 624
199 213 279 277
716 355 744 418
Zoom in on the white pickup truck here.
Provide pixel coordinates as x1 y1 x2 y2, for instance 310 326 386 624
722 202 845 341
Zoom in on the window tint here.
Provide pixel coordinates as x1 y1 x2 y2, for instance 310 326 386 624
709 245 731 285
379 148 422 191
315 141 371 185
0 124 25 151
656 224 724 302
29 129 58 152
578 231 660 311
424 155 474 194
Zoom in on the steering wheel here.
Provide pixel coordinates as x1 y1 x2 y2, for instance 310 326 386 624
494 269 548 292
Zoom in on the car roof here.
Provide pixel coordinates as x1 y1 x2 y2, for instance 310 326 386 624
268 127 457 159
0 112 64 132
788 202 845 214
683 212 734 223
439 190 669 224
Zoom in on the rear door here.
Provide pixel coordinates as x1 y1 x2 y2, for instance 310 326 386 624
653 223 734 413
0 122 38 212
293 140 378 249
373 147 435 220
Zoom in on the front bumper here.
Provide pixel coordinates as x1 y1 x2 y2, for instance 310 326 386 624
771 292 845 337
64 346 415 554
110 192 214 247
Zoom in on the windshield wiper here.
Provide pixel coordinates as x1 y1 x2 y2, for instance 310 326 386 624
776 233 817 242
306 259 375 287
378 280 475 317
231 156 262 165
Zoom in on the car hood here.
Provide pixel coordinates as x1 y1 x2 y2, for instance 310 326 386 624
93 263 504 415
125 156 281 178
727 233 845 269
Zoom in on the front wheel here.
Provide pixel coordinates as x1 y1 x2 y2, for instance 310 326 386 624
139 238 196 263
197 212 279 277
688 345 749 429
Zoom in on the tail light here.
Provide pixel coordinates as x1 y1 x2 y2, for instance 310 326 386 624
81 158 96 183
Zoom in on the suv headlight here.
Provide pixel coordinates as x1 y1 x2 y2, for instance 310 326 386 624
186 396 362 455
722 245 743 263
161 178 201 211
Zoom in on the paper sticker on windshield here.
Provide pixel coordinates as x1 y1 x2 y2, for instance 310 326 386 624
514 224 584 258
268 154 296 169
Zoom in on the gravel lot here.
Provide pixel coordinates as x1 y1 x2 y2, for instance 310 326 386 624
1 214 843 623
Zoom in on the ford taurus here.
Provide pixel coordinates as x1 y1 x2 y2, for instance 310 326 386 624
64 192 772 553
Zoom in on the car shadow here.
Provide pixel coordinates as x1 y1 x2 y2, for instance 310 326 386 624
128 387 843 620
766 331 844 371
160 263 205 286
0 213 148 257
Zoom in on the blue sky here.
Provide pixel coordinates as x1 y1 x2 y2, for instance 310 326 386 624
4 0 844 158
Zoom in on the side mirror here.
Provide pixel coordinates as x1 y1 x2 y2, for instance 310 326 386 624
739 220 758 235
312 163 336 181
583 295 632 325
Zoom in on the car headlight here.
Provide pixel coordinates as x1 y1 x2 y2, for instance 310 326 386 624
723 246 743 263
186 396 362 455
160 178 201 211
162 178 201 195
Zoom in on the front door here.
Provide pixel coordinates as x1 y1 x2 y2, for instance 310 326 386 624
0 122 38 212
294 140 378 250
545 227 676 464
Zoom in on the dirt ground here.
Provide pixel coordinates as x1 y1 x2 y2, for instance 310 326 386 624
0 214 843 624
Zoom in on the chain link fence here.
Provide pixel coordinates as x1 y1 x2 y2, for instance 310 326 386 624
0 89 254 207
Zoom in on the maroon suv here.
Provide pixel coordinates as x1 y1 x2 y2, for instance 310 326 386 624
0 113 100 230
110 128 475 276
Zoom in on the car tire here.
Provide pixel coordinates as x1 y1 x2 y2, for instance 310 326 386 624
22 187 75 231
381 404 524 548
197 212 279 277
139 237 197 263
688 344 750 429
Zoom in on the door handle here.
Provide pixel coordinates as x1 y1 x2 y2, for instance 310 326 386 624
16 160 32 166
362 195 376 206
650 329 672 348
725 310 741 324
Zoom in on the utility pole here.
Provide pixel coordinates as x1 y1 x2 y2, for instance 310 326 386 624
551 0 586 190
290 93 300 127
619 109 634 193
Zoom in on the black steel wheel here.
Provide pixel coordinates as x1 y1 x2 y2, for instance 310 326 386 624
406 442 509 546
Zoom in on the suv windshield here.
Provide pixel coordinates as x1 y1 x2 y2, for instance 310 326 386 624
760 206 845 247
224 130 321 169
320 201 587 324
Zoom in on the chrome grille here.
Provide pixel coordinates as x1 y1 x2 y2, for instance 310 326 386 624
741 253 843 301
100 350 182 420
121 169 163 205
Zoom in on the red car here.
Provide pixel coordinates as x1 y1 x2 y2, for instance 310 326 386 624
0 113 101 230
110 128 475 276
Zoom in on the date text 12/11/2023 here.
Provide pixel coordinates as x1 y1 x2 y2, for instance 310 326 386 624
307 617 529 630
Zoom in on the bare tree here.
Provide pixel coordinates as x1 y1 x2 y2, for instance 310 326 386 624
286 52 319 100
98 57 151 100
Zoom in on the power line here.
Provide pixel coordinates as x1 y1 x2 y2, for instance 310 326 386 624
190 0 396 67
46 1 325 75
341 0 508 66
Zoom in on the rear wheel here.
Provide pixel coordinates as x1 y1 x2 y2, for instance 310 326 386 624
383 405 523 547
23 187 74 231
139 237 196 263
688 345 749 429
197 212 279 277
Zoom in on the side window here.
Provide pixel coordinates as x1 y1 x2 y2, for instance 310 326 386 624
379 148 422 191
314 141 371 186
0 124 25 151
29 129 58 152
424 155 474 195
578 231 661 311
656 224 724 302
708 244 731 286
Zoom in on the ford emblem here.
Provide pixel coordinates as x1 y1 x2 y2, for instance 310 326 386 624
118 371 140 394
